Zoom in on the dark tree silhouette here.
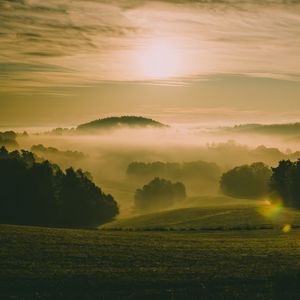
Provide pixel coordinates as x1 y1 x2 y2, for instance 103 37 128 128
270 159 300 209
0 131 18 147
77 116 168 132
59 168 118 226
134 177 187 212
31 144 86 160
220 162 271 199
0 147 118 227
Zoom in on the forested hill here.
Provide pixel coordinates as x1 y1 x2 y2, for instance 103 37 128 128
221 122 300 136
77 116 168 131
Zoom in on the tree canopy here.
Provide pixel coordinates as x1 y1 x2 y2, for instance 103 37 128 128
77 116 168 131
127 160 221 195
270 159 300 209
134 177 187 213
0 131 18 147
0 147 118 227
223 122 300 136
220 162 271 199
31 144 86 160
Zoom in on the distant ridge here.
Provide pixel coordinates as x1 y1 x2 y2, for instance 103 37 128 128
221 122 300 136
77 116 168 131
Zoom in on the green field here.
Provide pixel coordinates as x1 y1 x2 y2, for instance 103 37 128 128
1 220 300 299
102 201 300 231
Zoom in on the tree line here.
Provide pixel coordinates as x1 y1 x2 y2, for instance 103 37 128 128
0 147 119 227
0 131 18 147
1 144 300 227
220 159 300 210
130 159 300 212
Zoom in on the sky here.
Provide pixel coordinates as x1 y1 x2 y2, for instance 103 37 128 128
1 0 300 127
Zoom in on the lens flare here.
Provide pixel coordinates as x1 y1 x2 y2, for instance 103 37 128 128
259 200 284 220
282 224 292 233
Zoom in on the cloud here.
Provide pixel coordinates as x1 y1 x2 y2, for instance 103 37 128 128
145 106 300 127
0 0 300 91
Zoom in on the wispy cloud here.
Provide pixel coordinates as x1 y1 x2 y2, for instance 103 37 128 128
145 106 300 126
1 0 300 91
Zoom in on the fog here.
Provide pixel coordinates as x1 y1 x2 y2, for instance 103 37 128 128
5 123 300 216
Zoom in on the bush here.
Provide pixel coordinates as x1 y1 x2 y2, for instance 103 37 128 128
0 147 119 227
134 177 187 212
220 162 271 199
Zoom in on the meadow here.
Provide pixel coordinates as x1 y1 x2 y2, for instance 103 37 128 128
102 197 300 231
1 203 300 299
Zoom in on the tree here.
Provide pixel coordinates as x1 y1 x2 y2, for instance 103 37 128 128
127 160 221 195
220 162 271 199
134 177 187 212
0 131 18 147
0 147 119 227
59 168 118 226
270 159 300 209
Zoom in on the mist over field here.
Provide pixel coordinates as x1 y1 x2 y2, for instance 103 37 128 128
2 121 299 216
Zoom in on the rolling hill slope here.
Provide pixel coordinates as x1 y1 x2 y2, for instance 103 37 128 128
102 203 300 230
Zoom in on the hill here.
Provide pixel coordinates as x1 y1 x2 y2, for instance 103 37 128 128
102 201 300 230
220 122 300 136
77 116 168 132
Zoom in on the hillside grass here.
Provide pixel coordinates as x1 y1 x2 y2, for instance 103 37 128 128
102 201 300 231
1 224 300 299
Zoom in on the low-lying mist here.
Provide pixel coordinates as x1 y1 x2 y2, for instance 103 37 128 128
6 123 300 217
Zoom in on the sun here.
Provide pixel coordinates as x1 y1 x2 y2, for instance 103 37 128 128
138 40 184 80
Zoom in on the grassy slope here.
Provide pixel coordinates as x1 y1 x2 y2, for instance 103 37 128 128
102 202 300 230
1 224 300 299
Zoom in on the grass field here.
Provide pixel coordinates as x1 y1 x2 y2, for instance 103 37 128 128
1 222 300 299
102 201 300 231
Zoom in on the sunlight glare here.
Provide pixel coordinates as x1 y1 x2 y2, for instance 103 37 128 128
259 200 283 220
138 40 184 80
